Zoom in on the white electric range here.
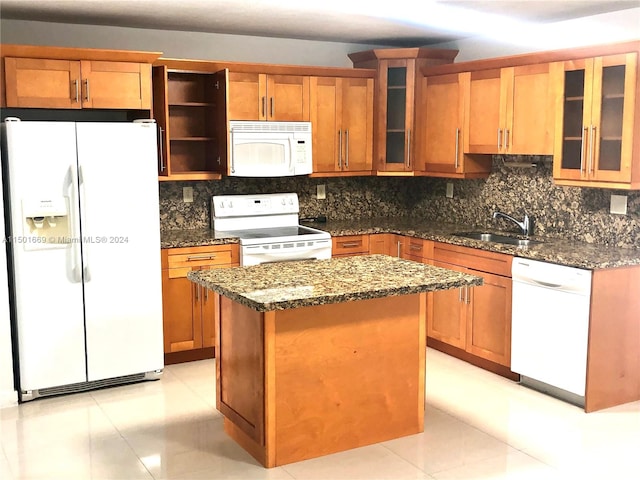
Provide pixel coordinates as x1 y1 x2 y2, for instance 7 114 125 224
211 193 332 266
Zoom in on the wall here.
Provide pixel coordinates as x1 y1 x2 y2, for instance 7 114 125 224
0 19 385 67
160 158 640 248
431 8 640 62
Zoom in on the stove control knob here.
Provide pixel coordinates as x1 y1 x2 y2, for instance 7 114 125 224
218 202 224 208
281 199 286 205
289 198 294 205
226 201 233 208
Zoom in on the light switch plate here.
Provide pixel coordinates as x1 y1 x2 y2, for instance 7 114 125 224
446 183 454 199
610 194 627 215
317 184 326 200
183 186 194 203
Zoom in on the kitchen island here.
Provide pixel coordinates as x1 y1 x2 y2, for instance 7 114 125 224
187 255 482 467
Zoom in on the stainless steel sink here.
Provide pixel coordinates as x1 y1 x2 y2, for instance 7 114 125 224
454 232 542 247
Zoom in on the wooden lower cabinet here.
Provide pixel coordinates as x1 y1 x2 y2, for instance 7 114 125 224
428 243 513 369
161 244 239 364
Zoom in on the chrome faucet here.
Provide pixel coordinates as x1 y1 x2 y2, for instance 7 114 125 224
492 211 532 236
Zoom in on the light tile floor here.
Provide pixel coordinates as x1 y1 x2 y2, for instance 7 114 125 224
1 349 639 479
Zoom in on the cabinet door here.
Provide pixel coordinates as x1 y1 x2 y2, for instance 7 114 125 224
228 72 267 120
427 260 467 349
152 65 170 176
200 278 220 349
377 59 415 171
553 58 592 181
368 233 396 256
161 269 201 353
589 53 637 183
267 74 310 121
465 270 512 367
465 69 502 154
80 60 151 109
422 73 464 173
342 77 374 172
4 57 82 109
505 64 556 155
310 76 340 173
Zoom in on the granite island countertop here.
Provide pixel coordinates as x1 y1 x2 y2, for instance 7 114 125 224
187 254 483 312
162 217 640 270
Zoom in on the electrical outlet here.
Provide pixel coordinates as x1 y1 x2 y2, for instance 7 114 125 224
446 183 454 199
183 186 193 203
317 184 326 200
610 194 627 215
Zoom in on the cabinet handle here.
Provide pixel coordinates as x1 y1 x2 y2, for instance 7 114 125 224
409 244 422 251
339 242 361 248
187 254 217 261
205 287 209 301
345 130 350 168
338 130 343 168
158 126 165 172
397 241 402 257
589 125 597 174
195 284 199 301
458 287 463 303
504 129 510 150
466 286 471 304
454 128 460 169
72 79 79 103
262 96 267 117
580 126 588 176
270 97 274 118
497 129 502 150
406 129 411 168
83 79 90 101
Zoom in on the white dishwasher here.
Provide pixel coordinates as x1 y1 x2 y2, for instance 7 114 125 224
511 258 592 406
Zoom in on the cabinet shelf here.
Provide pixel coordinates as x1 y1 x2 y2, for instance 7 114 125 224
169 102 214 107
565 96 584 102
603 93 624 100
170 137 214 142
564 136 583 141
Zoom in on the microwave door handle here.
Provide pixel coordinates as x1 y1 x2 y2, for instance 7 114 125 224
230 129 235 174
289 137 295 174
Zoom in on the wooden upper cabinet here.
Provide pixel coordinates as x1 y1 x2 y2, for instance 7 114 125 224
4 57 152 110
553 52 639 188
4 58 82 109
465 64 557 155
417 72 491 178
152 65 225 181
310 76 374 175
227 71 309 121
349 48 459 174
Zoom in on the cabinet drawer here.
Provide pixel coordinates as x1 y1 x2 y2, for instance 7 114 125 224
163 245 239 276
404 238 435 260
332 235 370 256
434 242 512 277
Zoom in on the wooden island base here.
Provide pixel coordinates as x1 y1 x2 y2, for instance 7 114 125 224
216 293 427 467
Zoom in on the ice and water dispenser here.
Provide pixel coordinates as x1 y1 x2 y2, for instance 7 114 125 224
21 197 72 249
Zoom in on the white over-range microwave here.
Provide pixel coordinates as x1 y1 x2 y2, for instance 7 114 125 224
228 120 312 177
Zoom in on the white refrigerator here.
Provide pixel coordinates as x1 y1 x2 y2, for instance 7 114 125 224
2 119 164 401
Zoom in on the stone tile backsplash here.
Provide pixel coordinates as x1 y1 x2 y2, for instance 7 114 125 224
159 156 640 248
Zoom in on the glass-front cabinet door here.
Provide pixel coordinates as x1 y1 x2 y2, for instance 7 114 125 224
554 53 637 185
378 59 415 172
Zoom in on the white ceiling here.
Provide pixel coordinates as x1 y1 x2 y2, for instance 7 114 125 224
1 0 638 46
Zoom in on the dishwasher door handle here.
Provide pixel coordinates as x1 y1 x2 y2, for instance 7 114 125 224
532 279 564 289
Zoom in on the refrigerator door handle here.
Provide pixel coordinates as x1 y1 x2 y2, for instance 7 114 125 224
67 165 83 283
78 165 91 283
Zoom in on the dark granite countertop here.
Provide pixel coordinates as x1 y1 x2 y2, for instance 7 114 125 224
162 217 640 270
187 254 483 312
307 218 640 270
160 229 239 249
